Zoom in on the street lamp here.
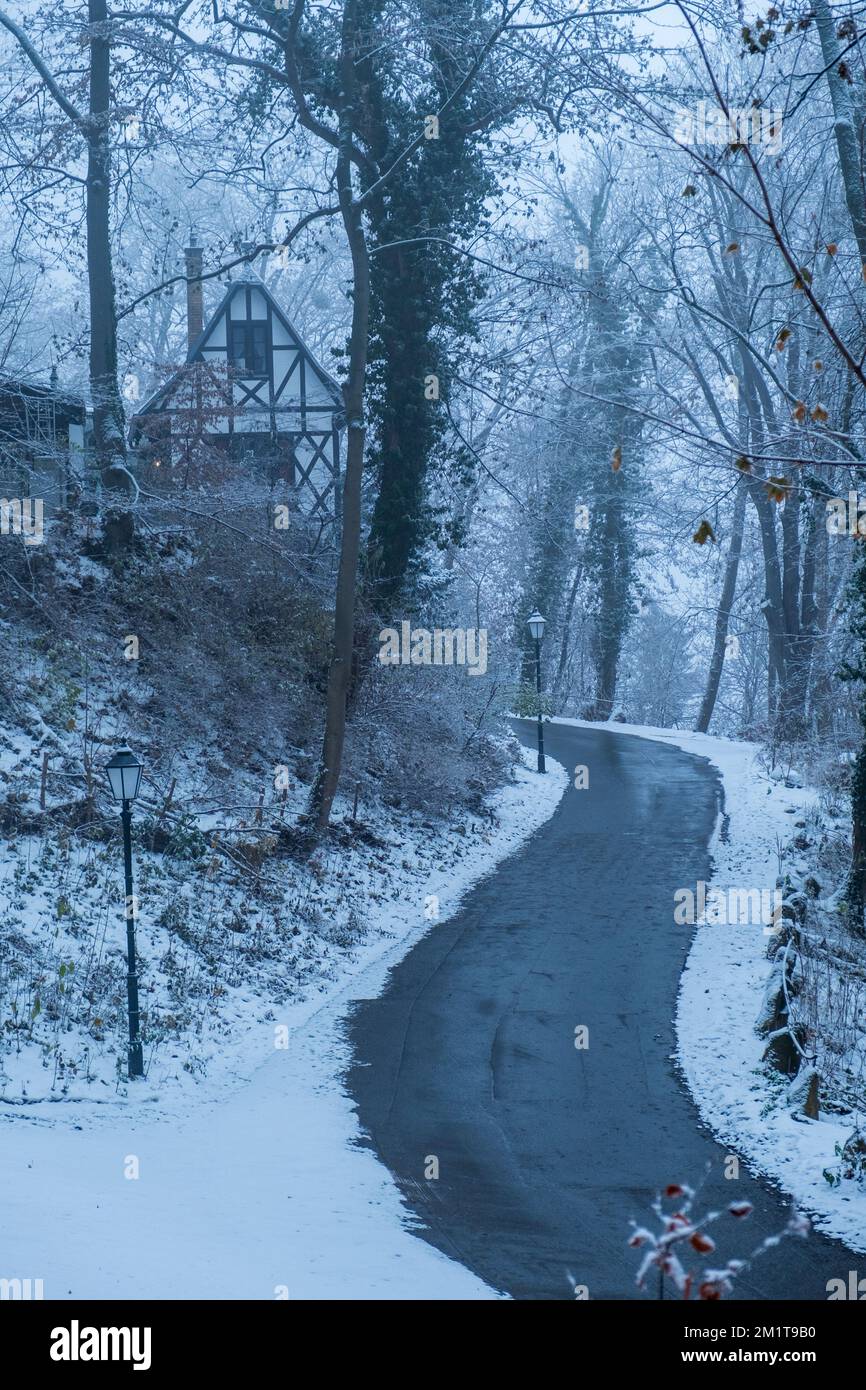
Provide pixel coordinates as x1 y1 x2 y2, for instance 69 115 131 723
105 748 145 1079
527 610 546 774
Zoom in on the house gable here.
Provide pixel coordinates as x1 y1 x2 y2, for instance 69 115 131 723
130 273 344 522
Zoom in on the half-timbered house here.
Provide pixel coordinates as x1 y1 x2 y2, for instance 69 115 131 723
129 243 344 524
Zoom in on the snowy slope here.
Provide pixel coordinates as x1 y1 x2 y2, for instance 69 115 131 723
0 745 567 1299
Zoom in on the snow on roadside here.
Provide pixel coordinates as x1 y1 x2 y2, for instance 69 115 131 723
552 716 866 1256
0 745 567 1300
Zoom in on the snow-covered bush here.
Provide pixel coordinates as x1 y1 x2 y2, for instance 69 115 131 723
629 1177 809 1300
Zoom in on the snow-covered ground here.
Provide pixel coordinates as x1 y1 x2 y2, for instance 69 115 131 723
0 746 567 1299
7 712 862 1299
554 717 866 1256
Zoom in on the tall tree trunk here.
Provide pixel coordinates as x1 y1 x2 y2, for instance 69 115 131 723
786 489 822 732
737 367 787 725
552 560 583 708
846 539 866 931
696 473 747 733
814 0 866 908
775 473 804 740
810 497 834 735
587 458 634 720
745 475 786 723
308 0 369 834
847 726 866 927
87 0 131 557
814 0 866 265
518 409 581 693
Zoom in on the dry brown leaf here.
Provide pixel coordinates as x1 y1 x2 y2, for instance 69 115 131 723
765 476 788 503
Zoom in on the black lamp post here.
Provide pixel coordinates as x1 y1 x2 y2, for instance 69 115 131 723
105 748 145 1079
527 610 546 773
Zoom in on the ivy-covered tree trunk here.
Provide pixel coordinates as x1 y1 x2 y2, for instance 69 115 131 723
582 310 642 720
848 723 866 926
843 540 866 934
586 461 635 720
517 400 583 698
358 0 494 613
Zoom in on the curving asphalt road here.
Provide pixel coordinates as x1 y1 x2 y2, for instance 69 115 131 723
345 720 852 1300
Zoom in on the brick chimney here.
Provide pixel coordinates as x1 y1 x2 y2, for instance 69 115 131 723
184 238 203 350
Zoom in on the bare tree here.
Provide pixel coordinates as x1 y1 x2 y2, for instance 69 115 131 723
0 2 129 500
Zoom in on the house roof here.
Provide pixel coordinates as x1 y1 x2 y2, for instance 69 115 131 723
0 372 86 416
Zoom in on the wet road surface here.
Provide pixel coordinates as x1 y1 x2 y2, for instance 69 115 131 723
346 721 851 1299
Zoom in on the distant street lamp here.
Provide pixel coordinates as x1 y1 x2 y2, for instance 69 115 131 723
105 748 145 1079
527 610 546 774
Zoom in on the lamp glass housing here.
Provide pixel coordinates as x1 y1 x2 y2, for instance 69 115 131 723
105 748 143 803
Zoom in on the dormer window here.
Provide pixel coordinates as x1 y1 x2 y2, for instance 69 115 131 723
229 320 267 376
